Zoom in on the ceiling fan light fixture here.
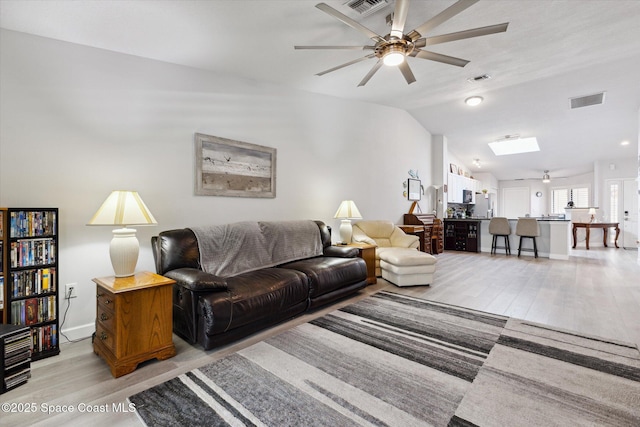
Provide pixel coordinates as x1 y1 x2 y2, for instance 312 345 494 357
382 46 405 66
465 96 483 106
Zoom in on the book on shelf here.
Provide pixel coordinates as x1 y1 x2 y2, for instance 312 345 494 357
31 324 57 353
9 210 57 238
10 267 56 298
25 298 38 325
9 239 56 268
0 276 4 310
10 296 56 326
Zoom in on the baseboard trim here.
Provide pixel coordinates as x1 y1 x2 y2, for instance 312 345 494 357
60 323 95 343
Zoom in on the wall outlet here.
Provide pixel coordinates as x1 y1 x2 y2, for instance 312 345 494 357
65 283 78 299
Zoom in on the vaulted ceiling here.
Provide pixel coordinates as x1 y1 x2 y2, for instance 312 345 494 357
1 0 639 180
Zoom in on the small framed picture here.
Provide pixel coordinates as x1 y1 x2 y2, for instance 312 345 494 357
407 178 421 201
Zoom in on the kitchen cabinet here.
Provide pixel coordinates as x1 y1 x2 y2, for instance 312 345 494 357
447 173 479 204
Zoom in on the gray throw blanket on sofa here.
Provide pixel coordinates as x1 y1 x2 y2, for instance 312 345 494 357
190 220 323 278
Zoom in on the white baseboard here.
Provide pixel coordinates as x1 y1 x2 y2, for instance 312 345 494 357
60 323 95 343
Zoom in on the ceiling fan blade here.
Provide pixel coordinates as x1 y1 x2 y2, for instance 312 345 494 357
315 3 386 43
390 0 411 39
316 54 376 76
398 61 416 85
358 60 383 87
295 45 375 50
414 49 469 67
409 0 479 40
423 23 509 46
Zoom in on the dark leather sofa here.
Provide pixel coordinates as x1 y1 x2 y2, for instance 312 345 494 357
152 220 367 350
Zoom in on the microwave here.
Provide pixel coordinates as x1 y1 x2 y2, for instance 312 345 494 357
463 189 473 203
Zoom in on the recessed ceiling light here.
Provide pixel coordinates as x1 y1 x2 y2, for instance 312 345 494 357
465 96 483 106
621 140 630 146
488 136 540 156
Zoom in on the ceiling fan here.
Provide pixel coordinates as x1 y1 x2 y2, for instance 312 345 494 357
295 0 509 86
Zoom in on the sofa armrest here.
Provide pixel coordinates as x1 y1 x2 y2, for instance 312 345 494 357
164 268 228 292
324 245 360 258
352 227 377 246
390 228 420 248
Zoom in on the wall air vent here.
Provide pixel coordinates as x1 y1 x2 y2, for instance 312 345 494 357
345 0 392 16
570 92 606 109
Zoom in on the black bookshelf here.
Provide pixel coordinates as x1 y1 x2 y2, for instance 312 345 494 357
4 209 60 361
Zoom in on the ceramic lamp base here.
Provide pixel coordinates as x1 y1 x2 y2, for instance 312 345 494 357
110 228 139 277
339 219 353 244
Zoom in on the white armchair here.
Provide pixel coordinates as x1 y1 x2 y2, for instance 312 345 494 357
352 220 419 276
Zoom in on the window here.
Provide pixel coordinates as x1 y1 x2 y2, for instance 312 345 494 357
551 189 568 214
609 183 619 222
551 186 590 214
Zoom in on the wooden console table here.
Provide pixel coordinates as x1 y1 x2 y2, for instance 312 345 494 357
572 222 620 250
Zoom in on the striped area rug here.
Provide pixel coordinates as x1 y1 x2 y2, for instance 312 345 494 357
128 292 640 426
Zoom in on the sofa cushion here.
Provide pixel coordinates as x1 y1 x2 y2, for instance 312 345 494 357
280 257 367 299
199 268 308 337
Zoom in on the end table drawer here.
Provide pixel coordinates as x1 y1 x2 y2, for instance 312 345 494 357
95 325 115 353
96 306 115 332
97 287 116 310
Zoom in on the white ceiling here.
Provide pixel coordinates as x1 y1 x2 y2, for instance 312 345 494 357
1 0 639 181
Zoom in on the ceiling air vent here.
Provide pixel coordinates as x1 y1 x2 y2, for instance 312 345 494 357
345 0 392 16
570 92 606 109
467 74 492 83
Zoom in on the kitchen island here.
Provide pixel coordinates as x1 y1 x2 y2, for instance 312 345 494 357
445 218 571 260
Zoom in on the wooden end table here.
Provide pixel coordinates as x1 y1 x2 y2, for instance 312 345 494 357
93 271 176 378
346 243 377 285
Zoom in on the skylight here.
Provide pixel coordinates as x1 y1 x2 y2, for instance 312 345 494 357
488 137 540 156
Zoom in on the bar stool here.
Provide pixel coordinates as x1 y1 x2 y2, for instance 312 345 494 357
516 217 540 258
488 217 511 255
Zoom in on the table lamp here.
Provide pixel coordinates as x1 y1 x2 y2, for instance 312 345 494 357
333 200 362 244
588 208 596 223
87 191 157 277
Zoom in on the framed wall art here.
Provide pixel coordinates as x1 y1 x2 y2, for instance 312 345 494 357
195 133 277 198
407 178 421 201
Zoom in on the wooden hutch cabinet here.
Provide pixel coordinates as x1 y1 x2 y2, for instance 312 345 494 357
402 213 444 255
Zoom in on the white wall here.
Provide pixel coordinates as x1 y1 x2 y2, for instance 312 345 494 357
498 172 594 217
0 30 433 340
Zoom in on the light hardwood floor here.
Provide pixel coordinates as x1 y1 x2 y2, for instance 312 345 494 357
2 247 639 427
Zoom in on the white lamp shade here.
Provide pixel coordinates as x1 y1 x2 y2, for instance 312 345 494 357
334 200 362 244
588 208 597 215
333 200 362 219
88 190 157 226
88 191 156 277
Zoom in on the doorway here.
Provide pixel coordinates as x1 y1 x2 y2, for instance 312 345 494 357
606 178 638 249
502 187 530 218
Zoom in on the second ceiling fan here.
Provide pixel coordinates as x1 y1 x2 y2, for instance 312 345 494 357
295 0 509 86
